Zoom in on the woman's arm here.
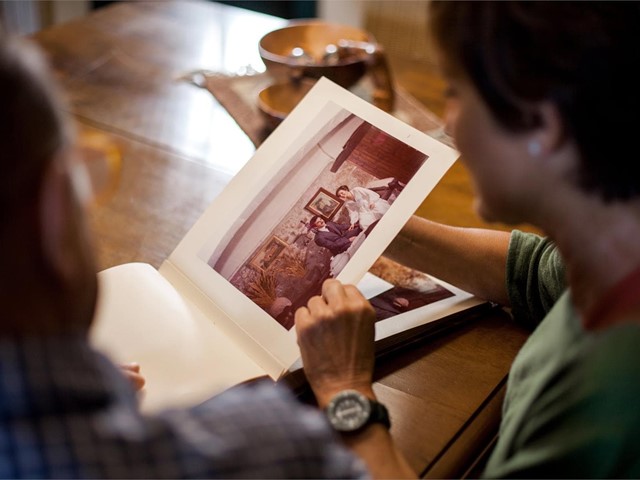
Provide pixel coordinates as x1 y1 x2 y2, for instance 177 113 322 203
384 216 512 306
344 201 359 227
358 187 382 207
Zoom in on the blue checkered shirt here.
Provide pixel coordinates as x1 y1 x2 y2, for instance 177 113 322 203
0 337 369 478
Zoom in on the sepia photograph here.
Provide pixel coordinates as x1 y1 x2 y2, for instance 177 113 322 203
367 256 455 321
249 236 288 272
304 187 343 221
202 106 430 330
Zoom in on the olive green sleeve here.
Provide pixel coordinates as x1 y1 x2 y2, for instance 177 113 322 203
505 230 566 327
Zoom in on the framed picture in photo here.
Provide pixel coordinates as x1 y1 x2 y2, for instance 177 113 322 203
304 187 343 221
250 236 288 272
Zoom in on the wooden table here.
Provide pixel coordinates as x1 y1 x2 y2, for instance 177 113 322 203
32 2 530 477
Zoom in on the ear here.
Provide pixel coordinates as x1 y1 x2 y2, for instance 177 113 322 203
37 154 98 333
39 155 75 282
529 101 565 157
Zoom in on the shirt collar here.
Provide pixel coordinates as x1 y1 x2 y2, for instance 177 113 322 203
583 264 640 331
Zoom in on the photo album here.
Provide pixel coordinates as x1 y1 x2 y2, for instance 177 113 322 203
90 77 486 413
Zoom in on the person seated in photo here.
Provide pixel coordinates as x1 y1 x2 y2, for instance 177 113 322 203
336 185 391 235
369 284 453 322
0 32 368 479
309 214 362 257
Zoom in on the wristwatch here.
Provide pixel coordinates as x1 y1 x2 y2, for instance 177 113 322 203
324 390 391 433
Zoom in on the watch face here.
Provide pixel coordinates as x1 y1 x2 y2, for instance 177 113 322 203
326 390 372 432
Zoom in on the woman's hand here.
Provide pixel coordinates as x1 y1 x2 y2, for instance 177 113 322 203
295 279 376 407
119 362 145 391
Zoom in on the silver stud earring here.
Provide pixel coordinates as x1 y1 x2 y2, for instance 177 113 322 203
528 140 542 157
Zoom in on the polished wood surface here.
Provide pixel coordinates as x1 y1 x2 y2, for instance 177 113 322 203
32 2 530 477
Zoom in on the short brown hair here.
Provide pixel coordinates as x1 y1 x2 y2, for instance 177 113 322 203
428 2 640 201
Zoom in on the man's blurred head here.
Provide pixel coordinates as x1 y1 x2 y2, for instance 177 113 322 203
0 33 97 336
0 33 69 220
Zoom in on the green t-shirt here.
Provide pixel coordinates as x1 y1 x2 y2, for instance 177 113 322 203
483 231 640 478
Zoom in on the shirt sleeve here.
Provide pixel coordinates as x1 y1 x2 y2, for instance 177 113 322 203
163 380 370 478
345 201 359 225
359 187 381 204
506 230 567 327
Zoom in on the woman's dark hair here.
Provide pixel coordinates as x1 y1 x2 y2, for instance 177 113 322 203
336 185 350 196
428 1 640 201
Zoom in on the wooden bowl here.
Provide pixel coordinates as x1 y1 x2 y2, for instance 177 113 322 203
259 20 372 89
257 80 315 130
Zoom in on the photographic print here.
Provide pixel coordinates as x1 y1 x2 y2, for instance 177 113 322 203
367 256 455 321
304 187 343 220
201 107 429 331
249 236 288 272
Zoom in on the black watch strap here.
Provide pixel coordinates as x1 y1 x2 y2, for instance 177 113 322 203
324 390 391 433
369 400 391 429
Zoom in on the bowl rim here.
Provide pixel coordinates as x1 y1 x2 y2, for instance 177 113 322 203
258 19 375 67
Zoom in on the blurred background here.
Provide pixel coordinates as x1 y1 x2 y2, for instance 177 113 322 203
0 0 442 117
0 0 434 71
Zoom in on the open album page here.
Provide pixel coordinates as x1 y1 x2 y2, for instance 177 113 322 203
91 263 266 413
